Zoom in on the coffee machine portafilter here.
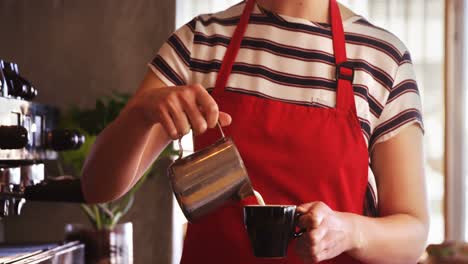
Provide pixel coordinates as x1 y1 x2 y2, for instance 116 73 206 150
0 59 87 219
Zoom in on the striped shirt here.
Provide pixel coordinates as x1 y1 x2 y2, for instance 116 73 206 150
149 2 423 196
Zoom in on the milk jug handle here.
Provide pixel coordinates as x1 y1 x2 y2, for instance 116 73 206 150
177 122 225 160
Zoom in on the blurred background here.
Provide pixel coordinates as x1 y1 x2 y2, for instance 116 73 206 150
0 0 464 263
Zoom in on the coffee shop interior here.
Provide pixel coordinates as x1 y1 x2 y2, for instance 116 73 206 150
0 0 466 263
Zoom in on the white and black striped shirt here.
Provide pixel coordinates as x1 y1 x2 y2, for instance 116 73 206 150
149 1 423 152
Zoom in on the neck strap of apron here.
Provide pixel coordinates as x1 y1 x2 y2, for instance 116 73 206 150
330 0 356 112
213 0 356 113
212 0 256 99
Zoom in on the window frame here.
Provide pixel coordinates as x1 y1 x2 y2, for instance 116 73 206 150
444 0 467 241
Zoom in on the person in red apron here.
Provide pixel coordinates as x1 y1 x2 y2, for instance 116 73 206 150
81 0 429 263
183 0 367 263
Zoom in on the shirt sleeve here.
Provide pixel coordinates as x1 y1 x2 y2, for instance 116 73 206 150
148 18 197 86
369 51 424 151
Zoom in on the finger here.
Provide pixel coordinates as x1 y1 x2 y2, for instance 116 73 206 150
298 213 316 230
297 201 328 213
219 112 232 127
305 223 328 247
295 238 321 264
295 223 327 263
311 250 326 263
166 98 190 136
159 108 178 139
179 94 207 135
297 202 315 214
193 85 219 128
298 202 330 229
306 225 329 262
298 211 324 230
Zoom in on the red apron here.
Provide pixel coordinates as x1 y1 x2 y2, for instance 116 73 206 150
181 0 368 263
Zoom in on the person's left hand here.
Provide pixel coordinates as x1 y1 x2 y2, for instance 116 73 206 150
295 201 356 263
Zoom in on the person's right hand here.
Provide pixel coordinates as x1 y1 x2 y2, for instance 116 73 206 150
130 83 232 140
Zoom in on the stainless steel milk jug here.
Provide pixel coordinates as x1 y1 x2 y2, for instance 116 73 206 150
168 124 254 222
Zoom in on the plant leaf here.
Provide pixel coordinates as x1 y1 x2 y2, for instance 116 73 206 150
120 194 135 217
93 205 103 230
81 204 96 219
97 204 114 219
80 204 97 227
109 212 123 230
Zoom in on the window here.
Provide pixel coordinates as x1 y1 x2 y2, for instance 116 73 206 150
444 0 467 242
176 0 242 28
465 4 468 241
175 0 446 244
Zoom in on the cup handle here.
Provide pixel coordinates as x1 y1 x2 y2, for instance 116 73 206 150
293 212 306 238
177 122 225 160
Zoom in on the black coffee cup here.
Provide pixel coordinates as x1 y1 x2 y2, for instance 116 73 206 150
243 205 305 258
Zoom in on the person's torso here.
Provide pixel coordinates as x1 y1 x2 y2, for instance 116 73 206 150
179 2 370 263
185 2 413 151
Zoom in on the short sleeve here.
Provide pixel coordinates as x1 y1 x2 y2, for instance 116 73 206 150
148 18 197 86
369 51 424 151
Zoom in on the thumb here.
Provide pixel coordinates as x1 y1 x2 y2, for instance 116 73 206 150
297 202 317 213
219 112 232 127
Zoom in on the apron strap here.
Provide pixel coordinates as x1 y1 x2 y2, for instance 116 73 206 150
212 0 256 99
330 0 357 113
214 0 356 114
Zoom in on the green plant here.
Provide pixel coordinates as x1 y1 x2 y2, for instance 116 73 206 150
58 92 177 230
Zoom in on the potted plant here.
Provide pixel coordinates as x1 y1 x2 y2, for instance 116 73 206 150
58 92 177 264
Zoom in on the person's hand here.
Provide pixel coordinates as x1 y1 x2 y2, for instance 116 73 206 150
130 84 232 139
295 202 357 263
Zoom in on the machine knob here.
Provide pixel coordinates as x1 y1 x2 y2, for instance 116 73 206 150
0 79 4 95
6 80 27 98
46 129 85 151
26 85 38 100
0 125 28 149
9 198 25 216
0 199 9 217
2 62 36 100
17 75 37 100
0 63 6 97
3 62 21 98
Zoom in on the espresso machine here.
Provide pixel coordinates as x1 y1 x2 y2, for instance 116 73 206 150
0 59 86 263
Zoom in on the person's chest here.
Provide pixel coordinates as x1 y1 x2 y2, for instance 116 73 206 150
192 62 390 146
188 22 400 147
